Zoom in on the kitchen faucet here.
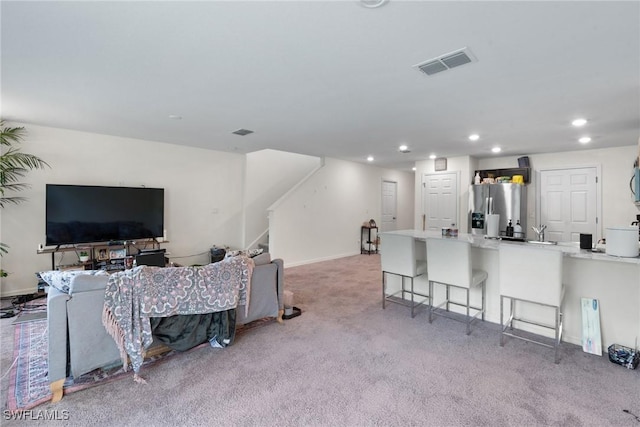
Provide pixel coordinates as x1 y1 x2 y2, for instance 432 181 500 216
532 224 547 242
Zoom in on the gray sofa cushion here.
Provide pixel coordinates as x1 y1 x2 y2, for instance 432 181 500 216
252 252 271 266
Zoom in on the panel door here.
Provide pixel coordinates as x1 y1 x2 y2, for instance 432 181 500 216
381 180 397 232
540 167 597 242
423 173 458 231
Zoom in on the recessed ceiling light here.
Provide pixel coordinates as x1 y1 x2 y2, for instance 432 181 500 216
572 118 588 127
399 144 409 152
412 167 417 171
579 136 591 144
468 134 480 141
168 115 182 120
429 154 436 159
360 0 388 8
367 156 374 162
491 147 501 153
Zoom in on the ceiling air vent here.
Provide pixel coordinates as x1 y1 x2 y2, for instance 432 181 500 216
414 47 477 76
232 128 254 136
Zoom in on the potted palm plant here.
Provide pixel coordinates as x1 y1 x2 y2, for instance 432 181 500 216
0 121 49 277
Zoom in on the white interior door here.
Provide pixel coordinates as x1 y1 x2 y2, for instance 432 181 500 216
381 180 397 232
540 167 598 242
423 173 458 231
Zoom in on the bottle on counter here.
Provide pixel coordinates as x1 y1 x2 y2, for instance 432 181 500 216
514 220 523 238
474 172 481 185
506 219 514 237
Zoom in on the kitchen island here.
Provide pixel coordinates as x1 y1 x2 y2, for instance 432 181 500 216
380 230 640 352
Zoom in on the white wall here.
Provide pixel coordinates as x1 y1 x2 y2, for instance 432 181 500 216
0 123 245 296
268 157 414 266
478 145 638 237
244 149 321 248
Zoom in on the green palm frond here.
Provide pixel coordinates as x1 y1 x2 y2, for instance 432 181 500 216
0 120 50 208
0 121 51 268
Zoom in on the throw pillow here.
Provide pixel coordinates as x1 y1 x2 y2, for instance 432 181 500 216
37 269 108 294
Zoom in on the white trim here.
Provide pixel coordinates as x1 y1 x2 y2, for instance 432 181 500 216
535 164 602 242
267 157 325 212
283 251 362 268
246 228 269 251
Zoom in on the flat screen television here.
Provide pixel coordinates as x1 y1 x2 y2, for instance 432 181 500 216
46 184 164 246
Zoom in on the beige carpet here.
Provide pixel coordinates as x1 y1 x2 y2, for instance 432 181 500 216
1 254 639 426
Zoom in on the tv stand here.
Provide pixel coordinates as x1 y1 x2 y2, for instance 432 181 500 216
37 239 167 271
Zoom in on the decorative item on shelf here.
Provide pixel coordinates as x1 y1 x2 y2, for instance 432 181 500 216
78 251 90 263
97 248 109 261
517 156 530 168
368 219 377 228
108 248 127 259
124 256 134 269
441 224 459 237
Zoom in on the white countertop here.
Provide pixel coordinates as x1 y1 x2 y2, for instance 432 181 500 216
381 229 640 265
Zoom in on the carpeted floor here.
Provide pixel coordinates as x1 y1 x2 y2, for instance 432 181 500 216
1 254 639 426
6 318 215 411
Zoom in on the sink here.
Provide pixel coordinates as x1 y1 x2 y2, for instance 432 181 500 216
526 240 558 245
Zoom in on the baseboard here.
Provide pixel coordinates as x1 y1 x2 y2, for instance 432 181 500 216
284 251 362 268
0 288 40 299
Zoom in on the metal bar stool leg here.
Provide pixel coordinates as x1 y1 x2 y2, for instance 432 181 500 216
481 281 486 321
554 306 561 364
428 280 434 324
500 295 505 347
466 288 471 335
410 277 415 318
382 272 386 309
510 297 515 330
446 284 450 312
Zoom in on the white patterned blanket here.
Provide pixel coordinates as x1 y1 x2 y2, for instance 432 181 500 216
102 256 253 373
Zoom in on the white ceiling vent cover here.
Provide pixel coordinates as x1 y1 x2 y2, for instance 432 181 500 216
414 47 477 76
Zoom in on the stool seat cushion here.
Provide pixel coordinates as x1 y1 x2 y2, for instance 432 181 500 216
472 269 488 287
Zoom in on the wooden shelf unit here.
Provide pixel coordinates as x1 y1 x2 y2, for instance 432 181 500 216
474 167 531 184
38 238 165 270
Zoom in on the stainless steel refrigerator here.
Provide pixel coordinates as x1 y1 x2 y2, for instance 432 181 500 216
469 184 527 237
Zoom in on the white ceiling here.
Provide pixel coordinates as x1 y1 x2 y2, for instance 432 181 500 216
2 1 639 171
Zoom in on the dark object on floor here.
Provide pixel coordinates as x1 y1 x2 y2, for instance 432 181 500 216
210 246 226 263
12 311 48 325
13 293 46 305
608 344 639 369
282 306 302 320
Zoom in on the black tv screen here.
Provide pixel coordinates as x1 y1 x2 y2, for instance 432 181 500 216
46 184 164 246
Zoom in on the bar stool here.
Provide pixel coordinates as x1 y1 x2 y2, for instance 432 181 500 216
426 237 487 335
381 233 428 318
498 245 564 364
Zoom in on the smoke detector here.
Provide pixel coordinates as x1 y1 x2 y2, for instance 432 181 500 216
414 47 477 76
232 128 254 136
